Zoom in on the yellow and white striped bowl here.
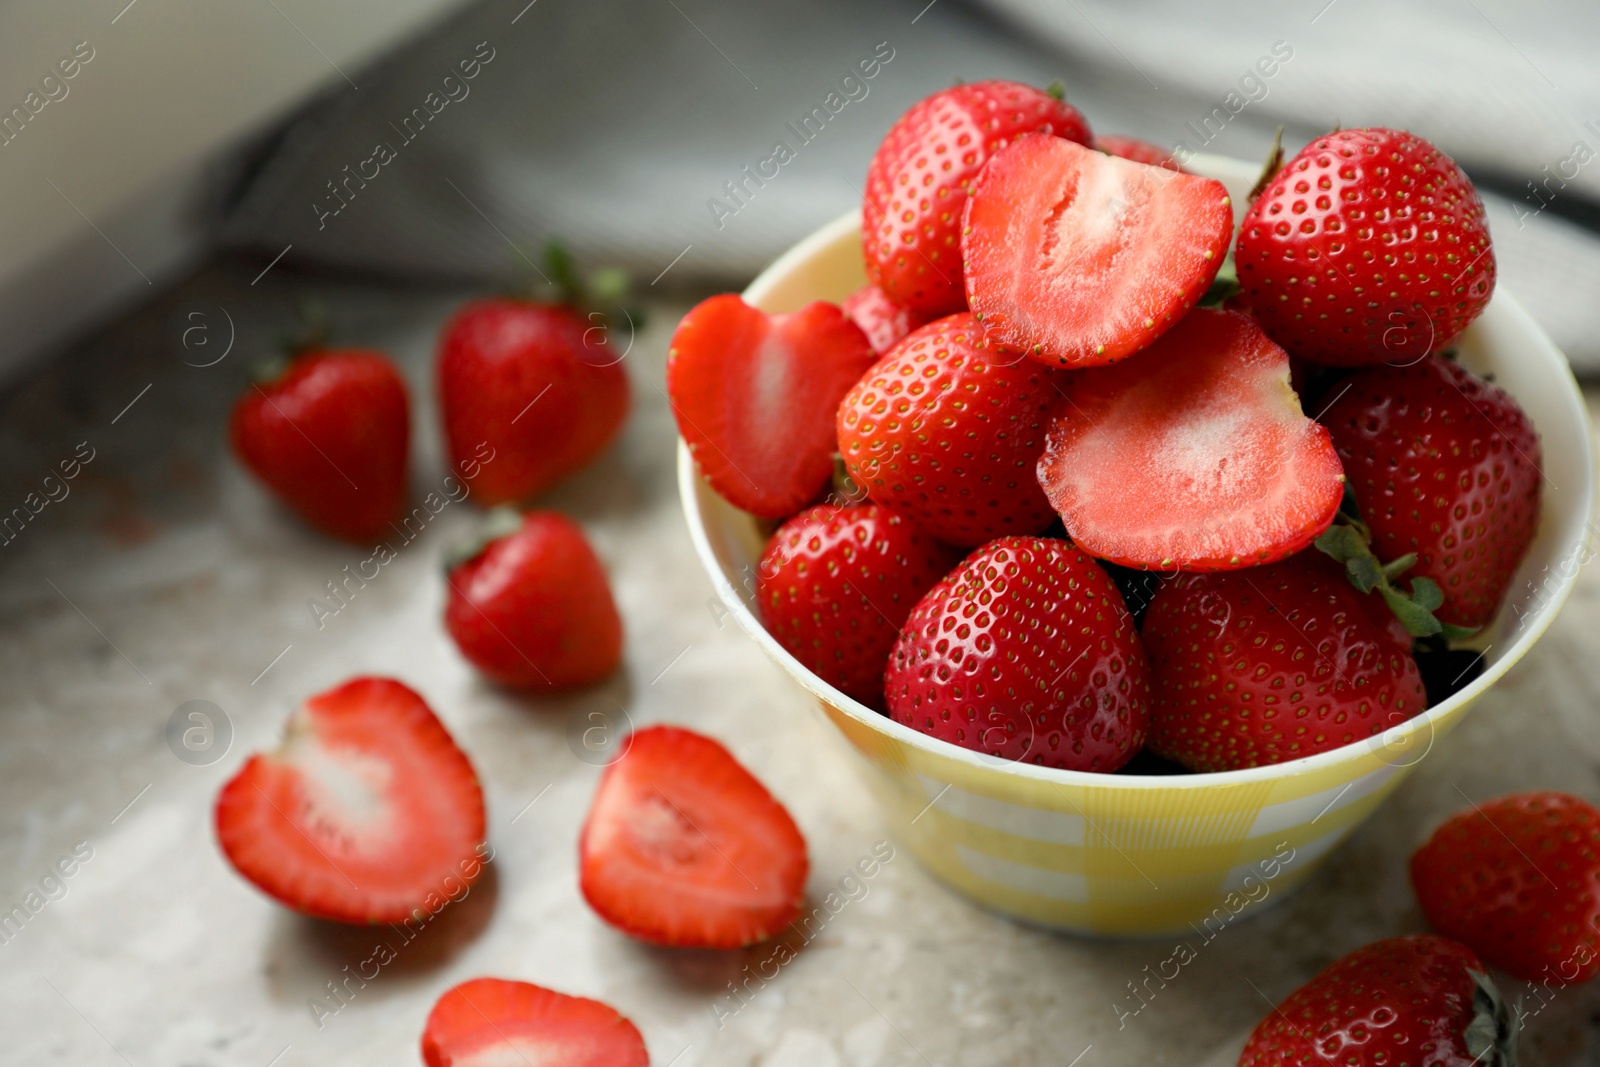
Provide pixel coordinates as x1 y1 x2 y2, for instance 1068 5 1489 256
677 155 1597 937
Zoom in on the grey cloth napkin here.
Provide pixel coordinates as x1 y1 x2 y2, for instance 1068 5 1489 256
219 0 1600 371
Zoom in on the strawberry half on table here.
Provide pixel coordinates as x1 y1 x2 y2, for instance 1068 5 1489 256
1412 791 1600 986
886 537 1151 772
1037 308 1344 572
758 503 960 710
837 312 1062 547
863 79 1093 318
962 133 1234 368
215 677 487 925
1235 127 1495 366
1321 354 1542 629
579 725 807 949
229 347 410 543
421 978 647 1067
667 295 876 518
1238 935 1517 1067
436 294 630 506
444 509 623 691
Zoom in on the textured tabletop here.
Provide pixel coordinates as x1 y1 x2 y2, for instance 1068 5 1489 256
2 263 1597 1067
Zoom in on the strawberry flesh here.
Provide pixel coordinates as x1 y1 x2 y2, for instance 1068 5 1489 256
579 725 808 948
215 677 487 924
422 977 647 1067
668 295 876 518
1037 308 1344 571
963 134 1233 368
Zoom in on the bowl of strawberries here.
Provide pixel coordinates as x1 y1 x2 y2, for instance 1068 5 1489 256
669 81 1595 936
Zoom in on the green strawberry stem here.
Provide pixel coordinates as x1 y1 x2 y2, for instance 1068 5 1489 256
1246 125 1285 202
1044 80 1066 102
1466 968 1519 1067
443 505 524 573
508 241 644 332
1314 514 1477 641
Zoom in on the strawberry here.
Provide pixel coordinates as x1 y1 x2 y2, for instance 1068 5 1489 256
837 313 1061 547
215 677 487 924
962 134 1233 368
842 283 934 354
1412 791 1600 986
579 725 807 948
1095 134 1181 171
444 509 622 690
885 537 1150 772
1238 935 1517 1067
863 80 1092 317
421 977 647 1067
436 297 629 506
1321 355 1542 629
1037 308 1344 571
667 295 876 518
229 348 409 542
1140 550 1428 772
1235 127 1495 367
758 504 960 709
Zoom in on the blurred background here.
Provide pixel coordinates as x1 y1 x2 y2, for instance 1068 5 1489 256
3 2 1599 1066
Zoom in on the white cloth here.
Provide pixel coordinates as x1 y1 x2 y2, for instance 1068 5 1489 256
220 0 1600 370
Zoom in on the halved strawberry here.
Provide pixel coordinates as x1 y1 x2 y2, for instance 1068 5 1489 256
667 295 877 518
422 978 647 1067
215 677 487 925
579 725 807 948
963 134 1233 368
1037 308 1344 571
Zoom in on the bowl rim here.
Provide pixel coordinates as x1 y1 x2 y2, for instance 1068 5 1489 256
677 164 1598 792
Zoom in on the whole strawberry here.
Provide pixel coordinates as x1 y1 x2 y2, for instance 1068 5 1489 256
842 283 932 355
444 509 622 690
1095 134 1181 171
758 504 959 709
437 297 629 505
1322 355 1541 629
1236 127 1495 366
1142 551 1428 772
863 80 1091 317
229 347 409 542
1238 935 1516 1067
837 313 1061 547
1412 791 1600 986
886 537 1150 772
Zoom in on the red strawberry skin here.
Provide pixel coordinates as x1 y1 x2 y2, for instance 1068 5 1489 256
1322 355 1542 629
837 313 1062 547
758 504 960 710
1236 127 1495 366
668 295 876 518
229 348 409 543
962 134 1233 368
1037 307 1345 571
422 977 647 1067
1239 936 1509 1067
1095 134 1181 171
842 283 934 354
886 537 1150 772
863 80 1092 317
445 511 622 690
579 725 808 948
437 299 629 505
215 677 487 925
1141 551 1428 772
1412 791 1600 985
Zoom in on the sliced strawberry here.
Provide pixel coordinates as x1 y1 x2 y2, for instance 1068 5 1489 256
215 677 487 925
842 283 934 354
667 295 877 518
1095 134 1181 171
1037 308 1344 571
422 978 647 1067
579 725 807 948
963 134 1233 368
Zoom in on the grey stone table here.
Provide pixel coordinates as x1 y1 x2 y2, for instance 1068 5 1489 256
2 262 1597 1066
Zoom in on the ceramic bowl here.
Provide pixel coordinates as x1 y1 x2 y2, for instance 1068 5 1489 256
677 154 1597 936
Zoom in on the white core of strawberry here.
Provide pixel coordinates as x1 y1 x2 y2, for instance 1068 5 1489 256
277 708 396 844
